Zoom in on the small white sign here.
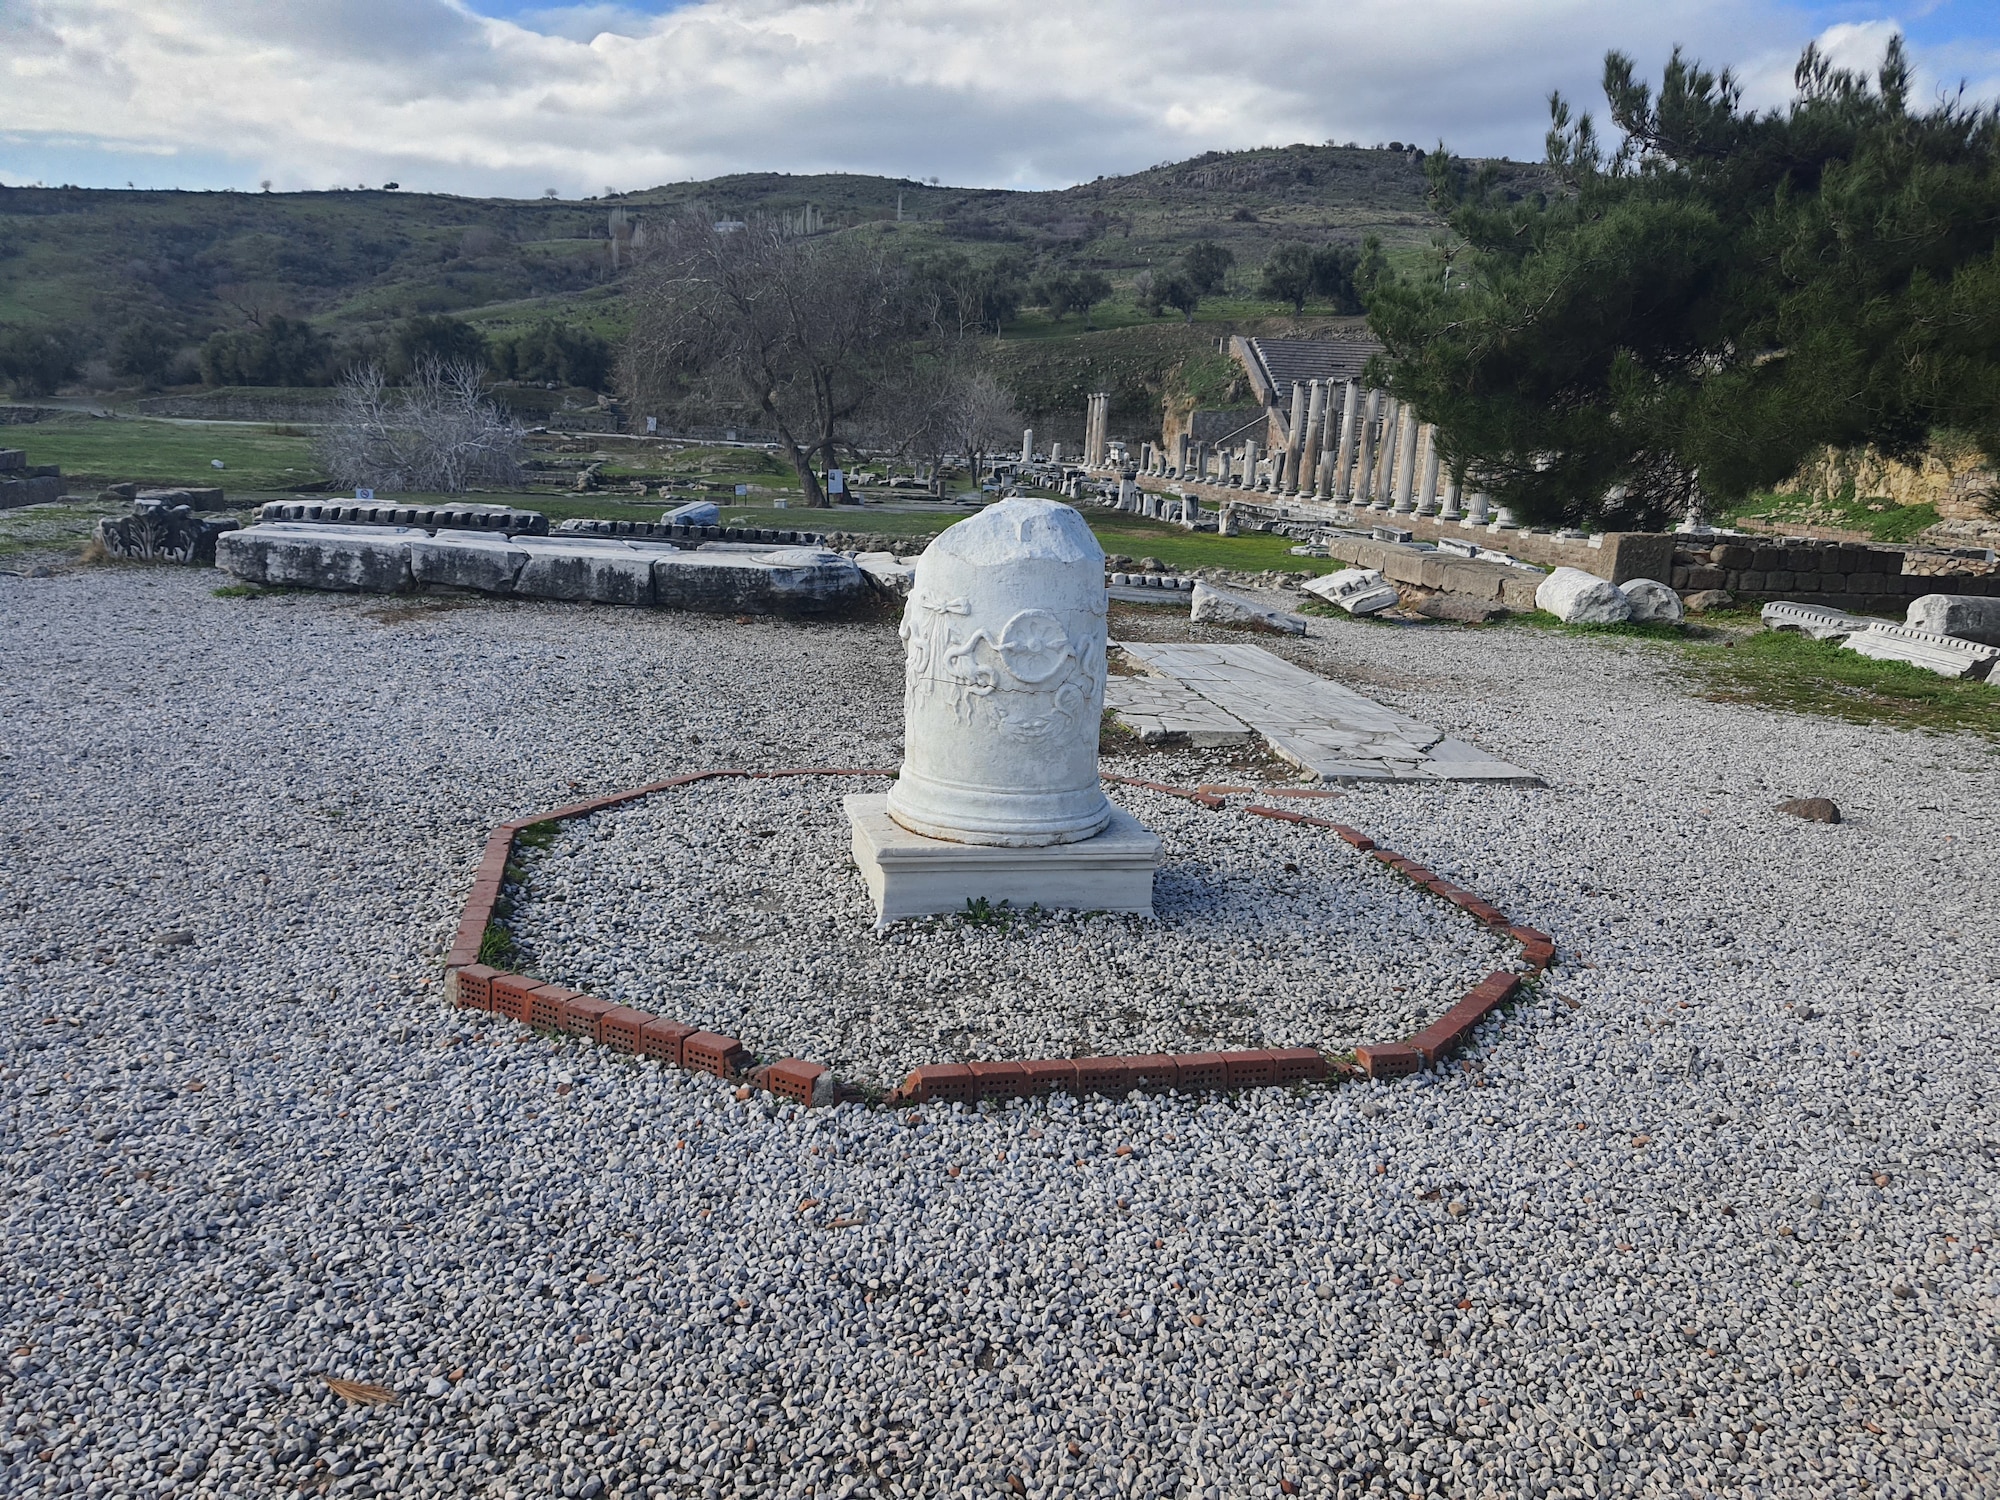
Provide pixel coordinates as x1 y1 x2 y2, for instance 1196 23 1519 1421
645 416 658 434
735 484 747 496
355 488 375 500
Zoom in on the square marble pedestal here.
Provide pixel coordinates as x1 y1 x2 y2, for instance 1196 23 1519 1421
845 794 1160 924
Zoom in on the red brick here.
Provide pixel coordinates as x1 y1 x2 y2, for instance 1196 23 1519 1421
1223 1050 1278 1088
1269 1047 1327 1085
452 963 501 1011
1331 825 1376 850
597 1007 651 1053
1173 1052 1228 1092
908 1063 975 1106
766 1058 827 1106
1128 1055 1181 1091
1245 804 1304 823
1520 940 1555 971
1019 1059 1080 1097
967 1060 1029 1101
1074 1057 1141 1096
562 994 615 1042
1508 925 1552 947
490 973 540 1023
527 984 580 1033
1355 1044 1421 1078
637 1017 693 1064
683 1031 751 1078
445 944 481 969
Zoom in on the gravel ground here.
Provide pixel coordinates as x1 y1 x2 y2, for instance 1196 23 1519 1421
2 565 1996 1500
504 776 1516 1089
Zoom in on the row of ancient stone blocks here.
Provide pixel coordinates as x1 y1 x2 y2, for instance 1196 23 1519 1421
258 500 550 533
1677 541 1905 575
560 518 828 546
1673 565 1993 597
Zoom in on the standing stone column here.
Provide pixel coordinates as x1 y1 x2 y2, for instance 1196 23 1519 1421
1331 381 1360 502
1182 494 1200 529
1352 390 1381 507
1491 504 1519 531
1284 380 1309 495
1415 425 1441 516
1370 398 1400 510
1241 441 1259 491
1439 474 1463 520
1022 428 1035 463
1389 409 1420 515
1296 380 1328 500
1463 490 1491 527
1175 433 1191 477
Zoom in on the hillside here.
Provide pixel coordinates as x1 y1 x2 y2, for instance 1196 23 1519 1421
0 144 1548 358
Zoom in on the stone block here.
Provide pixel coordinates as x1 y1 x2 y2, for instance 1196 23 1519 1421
1301 567 1398 615
1499 575 1543 611
1712 544 1755 569
1767 571 1793 592
214 524 417 593
1596 532 1677 586
95 505 238 564
845 793 1158 923
1841 622 1999 679
514 541 657 605
1190 582 1307 635
1761 601 1877 640
1684 566 1728 591
0 448 23 471
663 500 720 526
1620 578 1683 624
651 546 868 615
1906 593 2000 647
1414 593 1506 624
1739 571 1766 592
1536 567 1631 624
409 534 530 593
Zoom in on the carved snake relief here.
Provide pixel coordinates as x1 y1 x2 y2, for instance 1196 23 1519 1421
901 594 1104 741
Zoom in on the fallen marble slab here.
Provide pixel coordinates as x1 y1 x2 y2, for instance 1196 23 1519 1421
215 524 422 593
215 525 871 615
854 551 915 598
1190 581 1307 635
1906 593 2000 649
1841 621 1999 680
1761 600 1880 640
256 499 547 533
1116 641 1539 784
1301 567 1399 615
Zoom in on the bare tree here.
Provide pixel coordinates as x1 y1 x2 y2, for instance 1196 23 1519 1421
621 216 916 507
315 359 523 494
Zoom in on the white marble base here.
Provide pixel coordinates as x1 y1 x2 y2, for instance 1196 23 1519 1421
846 793 1159 923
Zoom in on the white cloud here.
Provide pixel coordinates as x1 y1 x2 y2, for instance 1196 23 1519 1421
0 0 1987 195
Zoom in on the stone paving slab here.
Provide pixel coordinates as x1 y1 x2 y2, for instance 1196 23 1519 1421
1116 641 1540 784
1102 675 1256 745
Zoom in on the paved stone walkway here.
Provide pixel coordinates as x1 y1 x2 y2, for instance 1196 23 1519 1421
1107 641 1541 783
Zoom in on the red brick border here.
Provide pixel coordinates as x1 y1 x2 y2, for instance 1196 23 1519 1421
442 769 1556 1106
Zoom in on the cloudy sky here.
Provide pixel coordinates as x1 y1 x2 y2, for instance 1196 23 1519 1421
2 0 1996 197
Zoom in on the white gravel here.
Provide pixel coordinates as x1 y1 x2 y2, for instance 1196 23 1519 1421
2 566 1996 1500
503 776 1516 1089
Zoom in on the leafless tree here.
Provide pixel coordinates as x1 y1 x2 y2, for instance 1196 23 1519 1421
621 216 917 506
315 359 523 494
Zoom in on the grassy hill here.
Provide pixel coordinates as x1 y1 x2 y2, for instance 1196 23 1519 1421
1 144 1548 350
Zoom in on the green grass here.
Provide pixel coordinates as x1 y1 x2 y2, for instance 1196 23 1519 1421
7 415 323 491
1674 628 1998 740
1090 514 1340 574
0 497 126 561
1721 488 1944 544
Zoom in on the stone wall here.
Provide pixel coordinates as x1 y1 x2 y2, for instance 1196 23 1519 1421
1669 538 2000 612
